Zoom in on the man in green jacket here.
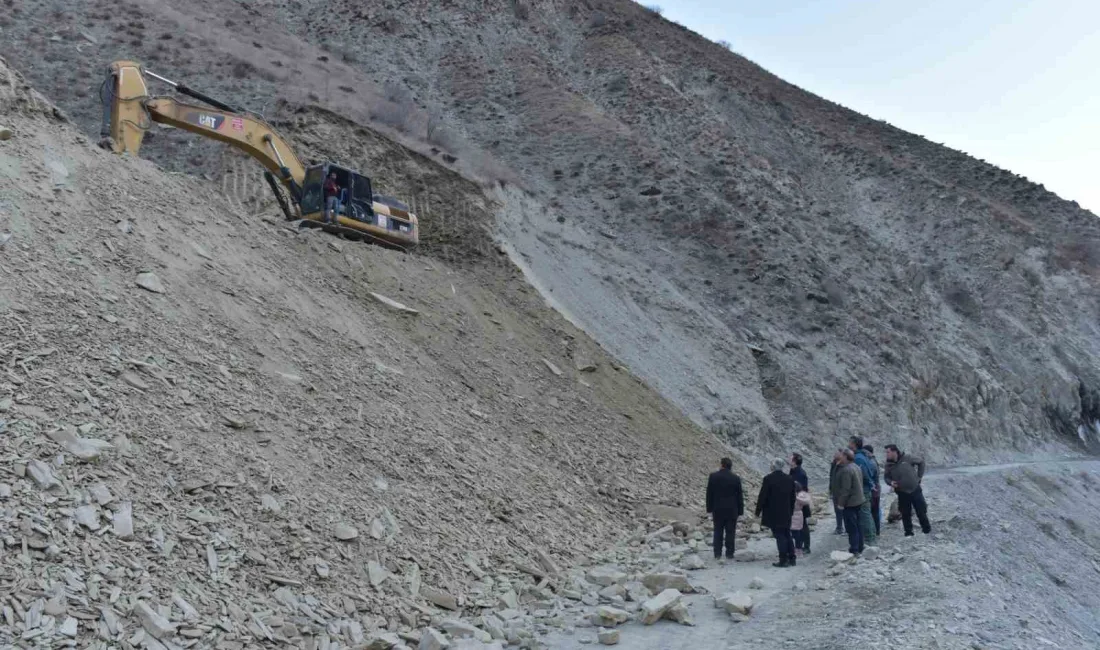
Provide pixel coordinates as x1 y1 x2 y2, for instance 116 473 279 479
830 449 865 555
884 444 931 536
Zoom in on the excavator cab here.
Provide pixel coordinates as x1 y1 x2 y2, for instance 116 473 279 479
300 164 372 221
299 163 417 242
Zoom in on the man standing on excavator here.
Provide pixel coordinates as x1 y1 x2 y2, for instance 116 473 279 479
323 171 341 225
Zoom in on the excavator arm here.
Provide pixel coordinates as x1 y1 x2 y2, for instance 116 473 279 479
101 60 304 206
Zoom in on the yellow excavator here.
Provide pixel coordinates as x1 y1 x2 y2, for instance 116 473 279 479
100 60 419 249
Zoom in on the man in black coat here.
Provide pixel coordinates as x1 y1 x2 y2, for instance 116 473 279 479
705 457 744 561
756 458 798 567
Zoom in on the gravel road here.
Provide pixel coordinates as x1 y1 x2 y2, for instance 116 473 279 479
545 460 1100 650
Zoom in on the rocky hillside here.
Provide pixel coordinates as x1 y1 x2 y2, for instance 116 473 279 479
0 55 741 648
2 0 1098 471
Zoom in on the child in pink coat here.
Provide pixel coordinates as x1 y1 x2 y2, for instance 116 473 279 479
791 490 812 556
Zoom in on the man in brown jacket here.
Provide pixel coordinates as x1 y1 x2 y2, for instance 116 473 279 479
830 449 866 555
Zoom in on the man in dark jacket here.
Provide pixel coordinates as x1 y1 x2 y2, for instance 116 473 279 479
755 459 797 567
831 449 866 554
789 453 811 554
864 444 882 535
705 457 744 561
884 444 931 536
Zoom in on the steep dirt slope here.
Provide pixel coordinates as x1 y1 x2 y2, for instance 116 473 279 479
0 56 739 647
2 0 1099 471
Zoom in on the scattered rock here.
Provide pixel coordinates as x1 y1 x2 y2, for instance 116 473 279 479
134 601 176 639
422 586 459 611
794 581 808 592
368 560 390 587
863 546 879 560
75 504 100 530
640 589 681 625
135 272 166 294
369 517 386 539
593 606 631 626
442 619 491 642
365 632 402 649
59 616 78 637
0 127 12 141
829 550 855 565
664 602 694 626
191 241 213 259
172 593 199 621
121 372 150 391
370 292 420 315
497 590 519 610
0 483 11 499
714 592 753 615
418 627 449 650
733 549 755 562
587 565 628 587
596 627 620 645
334 523 359 540
680 554 706 570
542 358 563 376
260 494 281 514
598 583 626 601
748 577 766 590
49 428 114 461
641 572 693 593
90 482 113 505
117 219 134 234
623 581 650 603
729 612 750 623
26 460 61 491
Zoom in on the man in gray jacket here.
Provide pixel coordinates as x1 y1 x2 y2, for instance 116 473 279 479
829 450 865 554
884 444 931 536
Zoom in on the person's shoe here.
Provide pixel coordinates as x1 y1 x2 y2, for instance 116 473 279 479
922 528 932 535
834 529 844 535
788 557 797 567
904 532 915 537
772 560 789 568
804 548 811 554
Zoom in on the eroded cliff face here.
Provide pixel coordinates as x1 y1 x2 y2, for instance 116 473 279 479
3 0 1097 469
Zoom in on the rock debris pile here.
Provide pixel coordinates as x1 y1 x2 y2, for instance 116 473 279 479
0 55 742 649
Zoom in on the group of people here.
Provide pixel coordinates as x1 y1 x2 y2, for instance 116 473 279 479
704 438 932 568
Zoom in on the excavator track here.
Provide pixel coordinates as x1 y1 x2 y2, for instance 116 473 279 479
293 219 409 252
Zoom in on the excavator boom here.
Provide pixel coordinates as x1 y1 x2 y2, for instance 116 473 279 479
100 60 419 248
103 60 304 202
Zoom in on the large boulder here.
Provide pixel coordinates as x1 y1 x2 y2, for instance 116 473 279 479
640 589 681 625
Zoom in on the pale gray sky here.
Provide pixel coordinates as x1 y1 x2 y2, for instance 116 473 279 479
657 0 1099 212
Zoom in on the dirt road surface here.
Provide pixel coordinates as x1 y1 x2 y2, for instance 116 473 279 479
544 460 1100 650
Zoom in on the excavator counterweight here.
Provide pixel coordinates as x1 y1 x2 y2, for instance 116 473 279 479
100 60 419 249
